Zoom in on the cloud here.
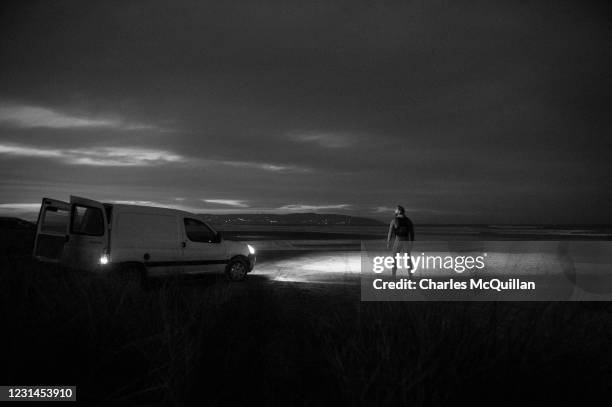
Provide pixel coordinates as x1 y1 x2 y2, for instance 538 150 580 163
218 159 310 173
278 204 351 211
0 144 63 158
0 103 163 131
0 143 182 166
68 147 183 166
0 203 41 212
203 199 249 207
0 142 305 172
290 131 351 148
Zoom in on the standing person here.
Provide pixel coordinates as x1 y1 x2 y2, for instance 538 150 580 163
386 205 415 278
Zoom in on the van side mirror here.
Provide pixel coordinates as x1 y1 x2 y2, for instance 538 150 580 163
215 231 223 243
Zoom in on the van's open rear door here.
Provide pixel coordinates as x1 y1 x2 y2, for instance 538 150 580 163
33 198 70 262
63 196 109 269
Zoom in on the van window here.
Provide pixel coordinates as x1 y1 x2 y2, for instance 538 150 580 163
71 205 104 236
41 206 69 234
184 218 216 242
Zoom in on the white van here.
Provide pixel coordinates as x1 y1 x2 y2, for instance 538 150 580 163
33 196 256 282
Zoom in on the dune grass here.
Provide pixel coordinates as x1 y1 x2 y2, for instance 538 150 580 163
1 239 611 405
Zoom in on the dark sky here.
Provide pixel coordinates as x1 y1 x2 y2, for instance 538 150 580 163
1 0 610 223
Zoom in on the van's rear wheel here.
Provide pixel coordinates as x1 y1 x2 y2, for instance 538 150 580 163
226 258 248 282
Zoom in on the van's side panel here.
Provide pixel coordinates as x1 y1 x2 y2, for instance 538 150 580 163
110 208 182 276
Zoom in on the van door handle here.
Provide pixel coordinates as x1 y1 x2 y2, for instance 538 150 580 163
181 241 186 248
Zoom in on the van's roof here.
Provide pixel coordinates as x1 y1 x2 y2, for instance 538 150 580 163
107 203 201 218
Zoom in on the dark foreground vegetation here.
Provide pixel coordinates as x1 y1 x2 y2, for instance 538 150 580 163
1 228 611 406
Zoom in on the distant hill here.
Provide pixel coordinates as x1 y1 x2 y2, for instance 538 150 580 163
199 213 385 226
0 217 36 230
0 218 36 255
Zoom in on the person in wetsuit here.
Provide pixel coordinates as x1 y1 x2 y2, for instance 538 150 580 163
386 205 415 278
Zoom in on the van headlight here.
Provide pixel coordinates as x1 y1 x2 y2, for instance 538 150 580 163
247 244 256 255
99 254 109 265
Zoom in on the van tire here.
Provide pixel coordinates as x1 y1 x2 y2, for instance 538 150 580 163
226 257 248 282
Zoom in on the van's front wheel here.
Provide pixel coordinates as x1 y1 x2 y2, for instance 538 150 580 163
226 258 248 282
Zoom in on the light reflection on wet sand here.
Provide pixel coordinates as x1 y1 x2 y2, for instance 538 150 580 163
253 244 611 294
